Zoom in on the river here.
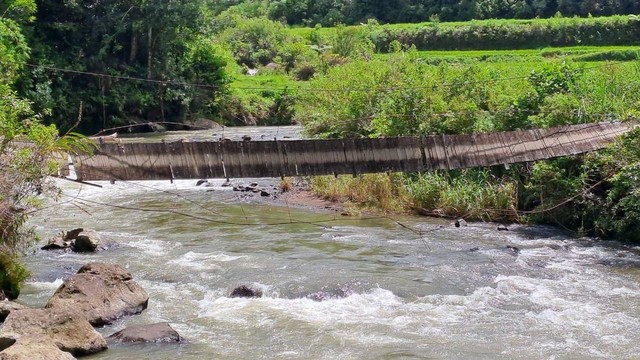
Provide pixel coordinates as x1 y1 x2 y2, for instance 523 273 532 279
22 178 640 359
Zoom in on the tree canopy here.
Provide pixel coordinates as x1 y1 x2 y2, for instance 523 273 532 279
221 0 640 25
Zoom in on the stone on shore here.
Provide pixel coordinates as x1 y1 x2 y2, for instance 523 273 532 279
46 263 149 326
108 323 183 344
0 308 107 356
0 335 76 360
0 301 28 322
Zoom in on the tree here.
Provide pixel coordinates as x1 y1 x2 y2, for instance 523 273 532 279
25 0 229 133
1 0 91 299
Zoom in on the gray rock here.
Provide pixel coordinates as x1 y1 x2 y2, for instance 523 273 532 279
69 229 102 252
0 308 107 356
196 179 209 186
0 335 76 360
42 228 114 252
108 323 183 344
41 232 72 250
46 263 149 326
0 301 28 322
193 119 222 130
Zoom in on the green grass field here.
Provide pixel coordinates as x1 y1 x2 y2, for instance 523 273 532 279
229 45 640 93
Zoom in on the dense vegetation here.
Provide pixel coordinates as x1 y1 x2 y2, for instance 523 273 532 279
216 0 640 25
1 0 91 299
300 47 640 241
292 16 640 51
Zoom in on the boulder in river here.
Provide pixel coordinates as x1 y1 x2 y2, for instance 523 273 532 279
0 308 107 356
196 179 209 186
230 285 263 298
0 334 77 360
108 322 183 344
42 228 115 252
46 262 149 326
0 301 28 322
193 118 222 130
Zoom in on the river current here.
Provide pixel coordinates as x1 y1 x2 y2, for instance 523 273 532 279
22 179 640 359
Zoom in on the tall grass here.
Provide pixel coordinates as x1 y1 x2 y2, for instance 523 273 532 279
405 170 519 222
311 174 409 213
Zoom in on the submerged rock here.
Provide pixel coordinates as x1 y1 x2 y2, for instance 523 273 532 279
46 263 149 326
454 219 467 228
0 308 107 356
505 245 520 255
230 285 263 298
0 335 77 360
0 301 28 322
497 226 509 231
108 322 183 344
196 179 209 186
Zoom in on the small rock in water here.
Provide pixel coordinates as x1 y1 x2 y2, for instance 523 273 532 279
260 190 270 197
241 135 252 141
454 219 467 228
108 322 183 344
506 245 520 254
468 247 480 252
249 182 259 188
497 226 509 231
233 184 245 192
230 285 262 298
196 179 208 187
221 179 232 187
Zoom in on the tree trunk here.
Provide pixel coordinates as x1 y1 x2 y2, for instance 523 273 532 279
147 26 153 79
129 32 138 64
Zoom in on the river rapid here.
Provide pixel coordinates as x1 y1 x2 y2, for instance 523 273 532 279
22 179 640 359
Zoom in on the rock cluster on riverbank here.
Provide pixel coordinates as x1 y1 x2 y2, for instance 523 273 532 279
0 262 177 359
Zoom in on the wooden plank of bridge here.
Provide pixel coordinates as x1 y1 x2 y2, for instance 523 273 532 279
514 128 535 163
398 137 422 172
75 121 632 180
424 135 446 170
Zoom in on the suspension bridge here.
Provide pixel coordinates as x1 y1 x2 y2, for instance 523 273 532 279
68 121 633 181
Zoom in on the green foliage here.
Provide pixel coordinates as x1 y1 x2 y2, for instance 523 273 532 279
25 0 229 133
224 0 640 25
405 170 518 222
1 11 93 298
0 0 36 23
218 16 289 67
0 252 29 299
290 16 640 52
